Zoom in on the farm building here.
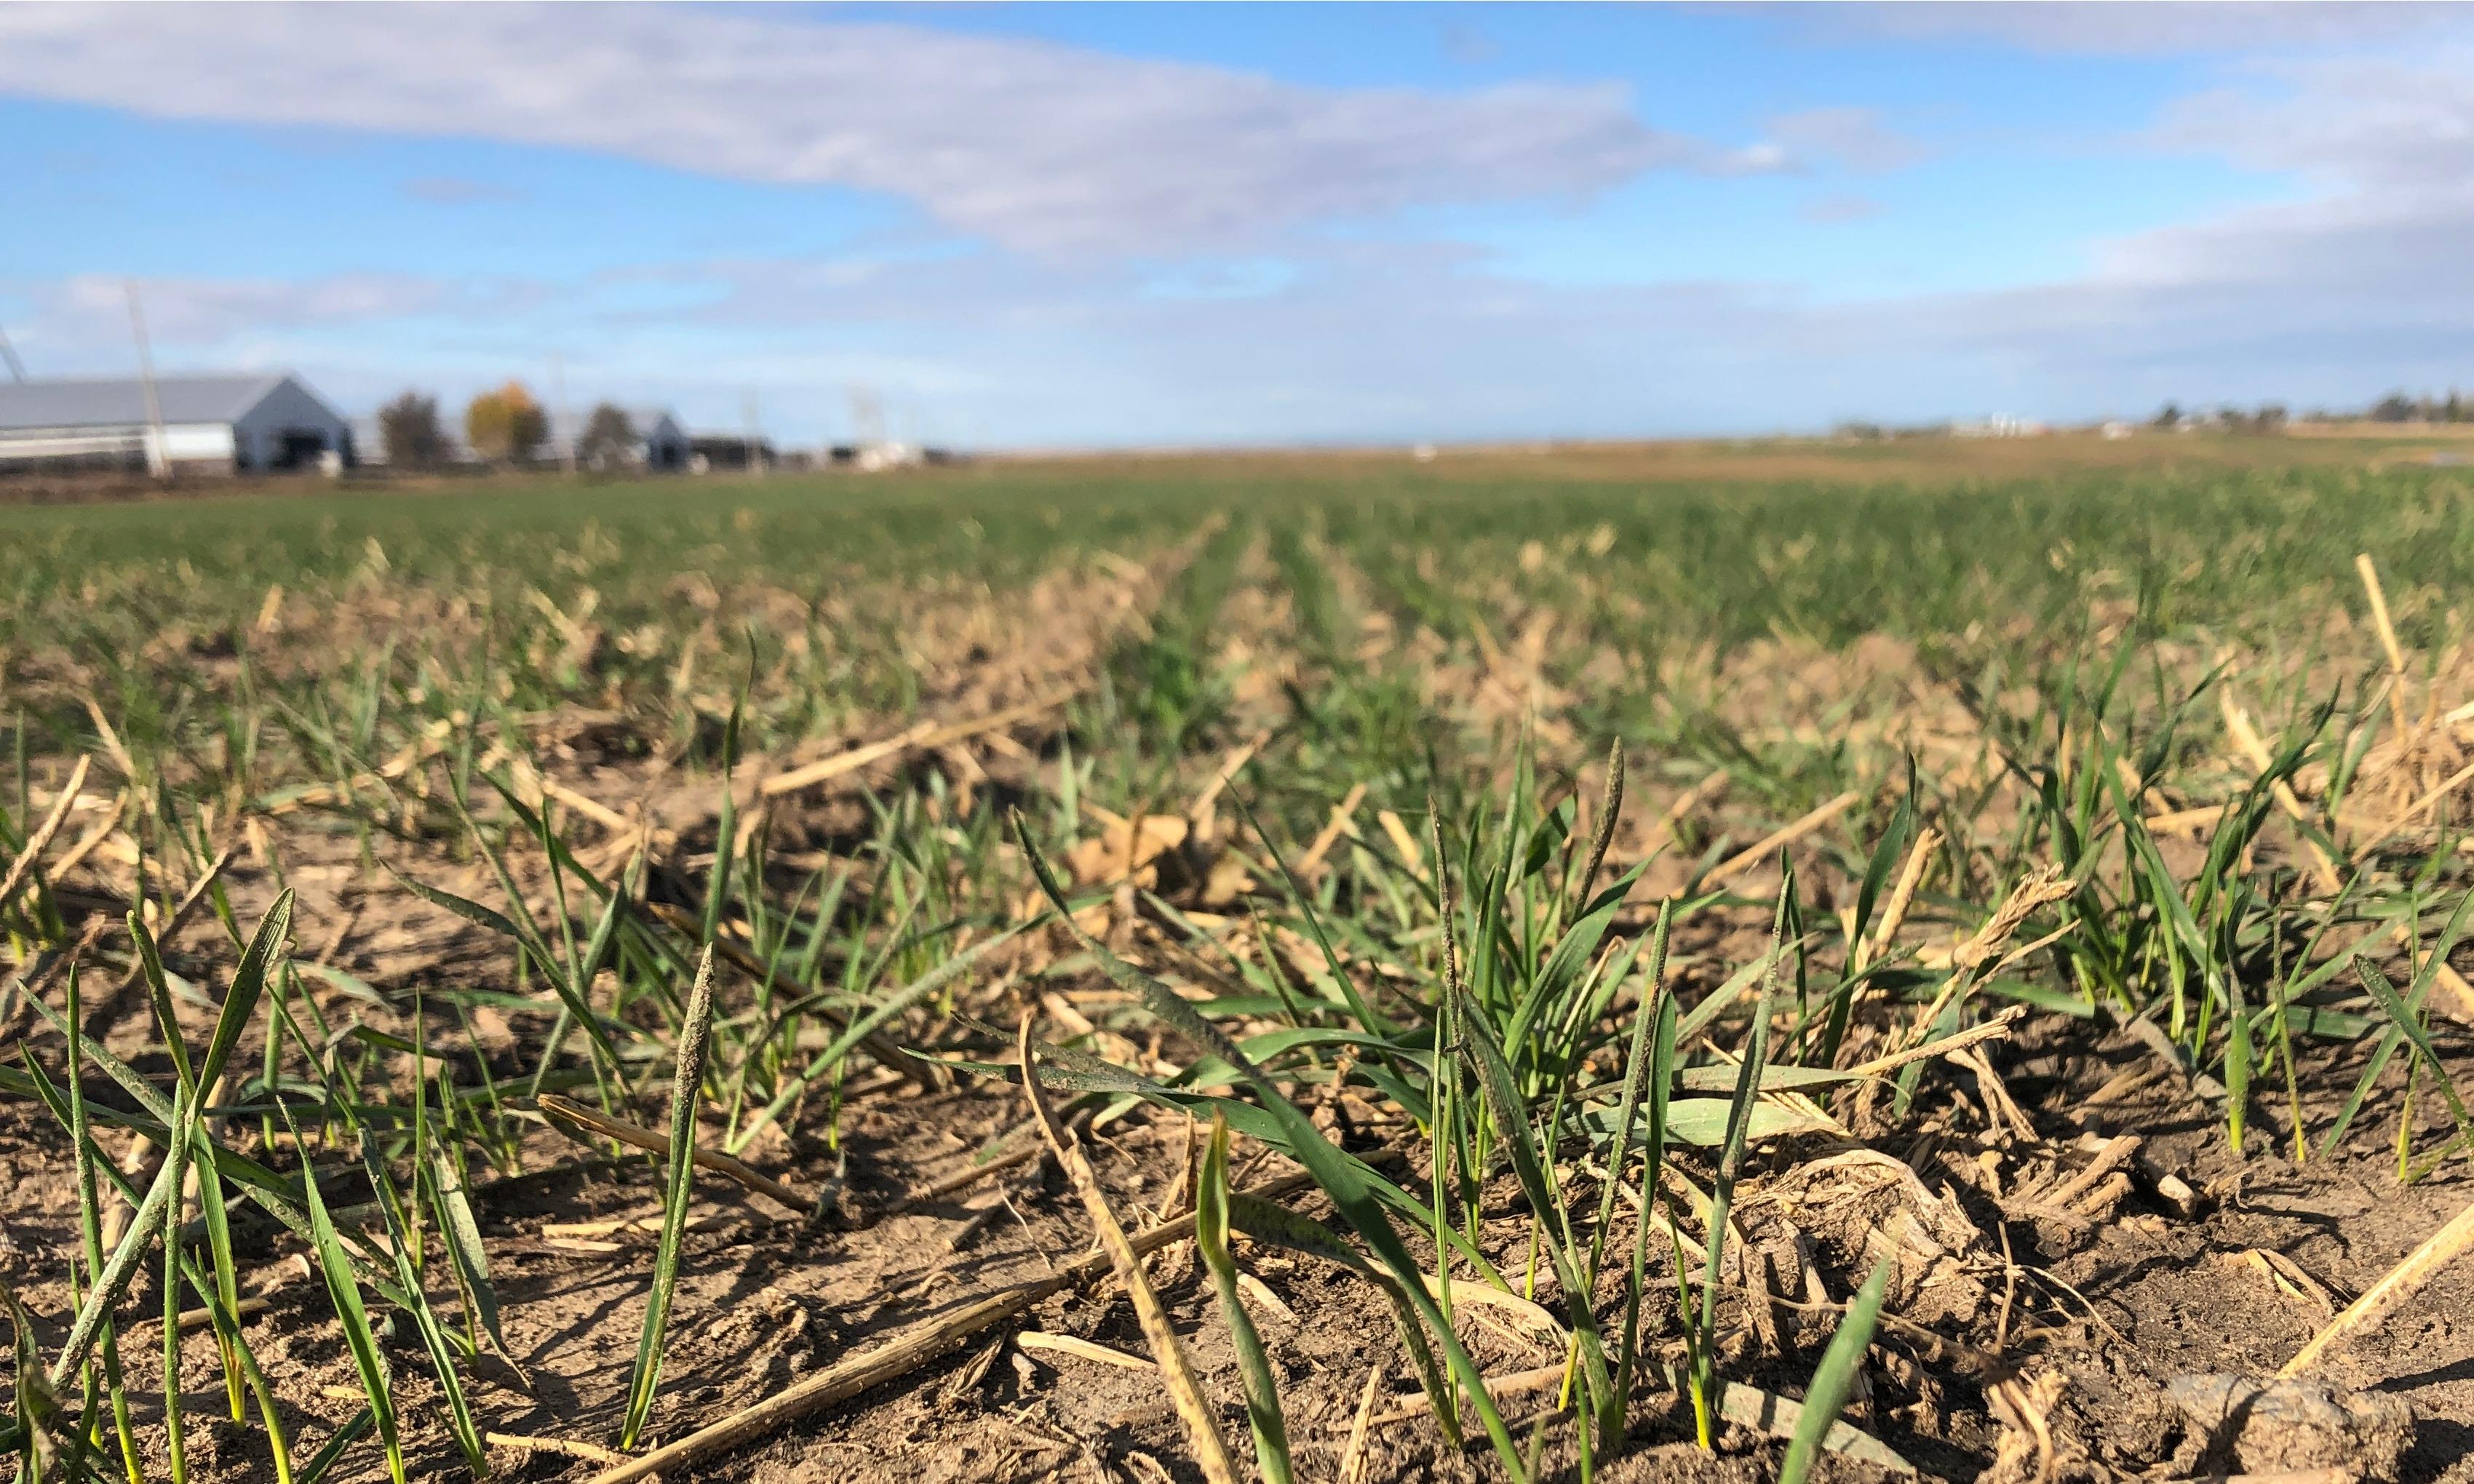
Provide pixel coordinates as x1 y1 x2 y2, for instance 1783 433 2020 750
0 372 354 474
687 432 776 473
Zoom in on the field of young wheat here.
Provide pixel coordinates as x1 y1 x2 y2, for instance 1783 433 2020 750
5 438 2473 1484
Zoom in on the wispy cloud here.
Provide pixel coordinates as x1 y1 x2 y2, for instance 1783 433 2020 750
1764 108 1931 173
7 4 2470 442
10 272 516 349
1829 2 2471 57
2152 49 2474 188
0 3 1771 256
401 175 526 206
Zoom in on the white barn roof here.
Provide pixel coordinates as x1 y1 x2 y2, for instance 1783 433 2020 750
0 375 295 430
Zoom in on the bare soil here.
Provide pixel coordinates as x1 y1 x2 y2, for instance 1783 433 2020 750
8 584 2474 1483
7 962 2474 1484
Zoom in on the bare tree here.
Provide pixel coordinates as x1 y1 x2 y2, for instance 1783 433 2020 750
578 404 637 471
378 391 449 469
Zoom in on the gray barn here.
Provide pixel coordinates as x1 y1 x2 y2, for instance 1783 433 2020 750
0 372 354 474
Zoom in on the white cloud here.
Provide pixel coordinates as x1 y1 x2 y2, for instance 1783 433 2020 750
10 272 507 348
16 195 2471 445
1830 2 2471 57
0 2 1763 255
9 7 2474 443
1764 108 1931 173
2153 50 2474 187
2093 47 2474 338
523 199 2474 444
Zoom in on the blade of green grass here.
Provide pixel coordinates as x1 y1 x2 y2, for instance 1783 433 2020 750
1197 1114 1291 1484
354 1135 491 1477
97 891 292 1478
426 1138 520 1375
1010 808 1530 1480
1692 880 1783 1448
279 1101 403 1484
61 965 141 1484
1778 1258 1894 1484
620 946 717 1450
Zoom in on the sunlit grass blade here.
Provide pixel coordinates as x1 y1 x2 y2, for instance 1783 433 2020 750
129 891 290 1481
14 1044 295 1483
426 1139 520 1373
1778 1257 1894 1484
620 946 717 1451
1438 893 1615 1425
727 922 1025 1156
7 1285 57 1483
281 1101 403 1484
61 965 141 1484
294 1407 376 1484
2354 954 2474 1154
1693 880 1784 1448
1588 898 1672 1449
1198 1114 1291 1484
355 1134 490 1477
159 1077 194 1481
1612 981 1678 1446
15 991 405 1306
1009 808 1530 1480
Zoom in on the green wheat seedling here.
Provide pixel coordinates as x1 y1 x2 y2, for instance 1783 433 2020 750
1011 810 1532 1479
15 444 2474 1483
1587 898 1675 1454
281 1094 405 1484
1778 1257 1895 1484
1198 1114 1293 1484
620 945 719 1450
1685 885 1780 1449
61 964 143 1484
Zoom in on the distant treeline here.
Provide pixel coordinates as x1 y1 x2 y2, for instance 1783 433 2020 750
2158 391 2473 428
2356 391 2473 423
1835 388 2473 443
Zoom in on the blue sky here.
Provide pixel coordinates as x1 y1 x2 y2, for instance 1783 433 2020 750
4 2 2473 447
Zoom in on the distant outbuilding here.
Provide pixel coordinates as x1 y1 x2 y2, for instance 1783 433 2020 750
0 372 354 474
624 407 691 471
608 407 691 471
686 432 776 474
542 405 691 471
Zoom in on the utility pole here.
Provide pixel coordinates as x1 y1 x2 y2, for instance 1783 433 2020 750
550 352 576 476
848 383 885 455
125 280 167 479
0 323 25 383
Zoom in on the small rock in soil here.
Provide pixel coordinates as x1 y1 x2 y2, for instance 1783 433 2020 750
2165 1371 2414 1483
